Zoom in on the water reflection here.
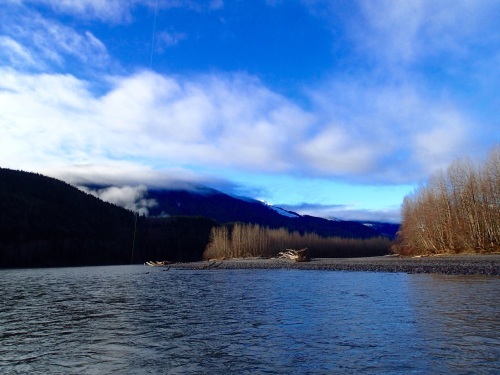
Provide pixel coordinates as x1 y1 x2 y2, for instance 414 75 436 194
0 267 498 374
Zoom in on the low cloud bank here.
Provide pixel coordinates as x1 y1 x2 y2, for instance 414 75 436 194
79 185 157 216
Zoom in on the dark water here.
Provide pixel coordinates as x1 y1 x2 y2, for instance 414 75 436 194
1 266 499 374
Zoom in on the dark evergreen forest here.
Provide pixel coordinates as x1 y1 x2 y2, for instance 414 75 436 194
0 168 215 268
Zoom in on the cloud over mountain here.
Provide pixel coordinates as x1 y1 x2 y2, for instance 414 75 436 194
0 0 498 222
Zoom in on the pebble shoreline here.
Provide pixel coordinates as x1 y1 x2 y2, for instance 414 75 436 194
171 255 500 276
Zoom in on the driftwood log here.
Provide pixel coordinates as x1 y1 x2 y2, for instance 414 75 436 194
145 260 170 266
276 248 310 262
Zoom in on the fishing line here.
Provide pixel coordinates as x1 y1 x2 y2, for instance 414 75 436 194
149 0 159 69
130 212 138 264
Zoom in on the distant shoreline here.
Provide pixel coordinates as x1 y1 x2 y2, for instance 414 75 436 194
171 255 500 276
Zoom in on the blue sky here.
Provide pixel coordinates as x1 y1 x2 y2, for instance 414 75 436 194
0 0 498 222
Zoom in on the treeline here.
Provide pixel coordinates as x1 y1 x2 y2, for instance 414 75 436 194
202 222 391 260
394 145 499 256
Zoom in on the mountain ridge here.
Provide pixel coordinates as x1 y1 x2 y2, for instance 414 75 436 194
140 187 398 239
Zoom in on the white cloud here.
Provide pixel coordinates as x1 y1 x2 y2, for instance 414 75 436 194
301 0 499 75
355 0 424 64
352 0 499 66
0 36 37 68
0 1 493 187
33 21 109 66
22 0 225 23
297 126 376 176
25 0 139 23
0 6 109 71
304 77 476 183
0 68 483 187
412 109 473 176
44 162 223 189
0 68 100 171
80 185 157 216
156 31 187 48
92 71 311 173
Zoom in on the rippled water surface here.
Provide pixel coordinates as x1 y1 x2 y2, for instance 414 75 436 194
1 266 499 374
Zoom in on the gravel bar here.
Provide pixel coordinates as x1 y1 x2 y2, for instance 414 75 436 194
171 255 500 275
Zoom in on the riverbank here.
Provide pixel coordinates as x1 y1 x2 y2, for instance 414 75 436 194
171 254 500 275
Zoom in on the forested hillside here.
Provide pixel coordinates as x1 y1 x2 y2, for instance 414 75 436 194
0 168 215 267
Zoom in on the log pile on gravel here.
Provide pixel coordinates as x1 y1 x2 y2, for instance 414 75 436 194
276 248 310 262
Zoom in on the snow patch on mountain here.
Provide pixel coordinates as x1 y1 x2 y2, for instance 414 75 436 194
260 200 300 218
270 206 300 218
327 217 342 222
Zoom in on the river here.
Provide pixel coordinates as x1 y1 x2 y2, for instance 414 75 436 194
1 266 498 374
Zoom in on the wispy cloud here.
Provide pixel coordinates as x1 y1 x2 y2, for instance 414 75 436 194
23 0 224 23
23 0 140 23
0 36 37 68
305 0 500 67
156 31 187 49
0 5 109 72
209 0 223 10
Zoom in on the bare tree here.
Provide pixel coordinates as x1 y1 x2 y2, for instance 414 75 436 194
395 144 499 255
